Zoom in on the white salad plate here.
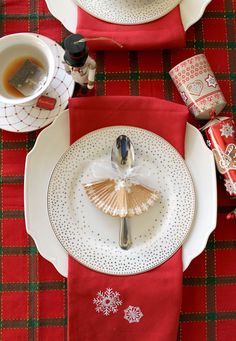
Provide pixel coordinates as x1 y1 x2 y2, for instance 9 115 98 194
47 126 195 275
73 0 181 25
46 0 212 32
24 110 217 277
0 34 75 133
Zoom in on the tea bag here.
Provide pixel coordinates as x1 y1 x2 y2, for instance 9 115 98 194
9 59 47 97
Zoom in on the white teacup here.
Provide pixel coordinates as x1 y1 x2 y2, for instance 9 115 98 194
0 33 55 106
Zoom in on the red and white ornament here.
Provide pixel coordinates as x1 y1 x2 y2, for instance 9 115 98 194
204 117 236 198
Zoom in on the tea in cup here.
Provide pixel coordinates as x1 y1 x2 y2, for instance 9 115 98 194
0 33 55 106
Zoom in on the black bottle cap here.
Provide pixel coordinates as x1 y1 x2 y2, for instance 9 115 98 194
63 34 89 67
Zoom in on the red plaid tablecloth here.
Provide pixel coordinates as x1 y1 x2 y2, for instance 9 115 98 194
0 1 235 340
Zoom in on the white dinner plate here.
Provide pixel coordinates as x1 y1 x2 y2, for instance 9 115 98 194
24 110 217 277
45 0 212 33
0 34 74 132
47 126 195 275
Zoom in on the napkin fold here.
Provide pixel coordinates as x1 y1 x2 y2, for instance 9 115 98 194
76 6 185 51
68 96 189 341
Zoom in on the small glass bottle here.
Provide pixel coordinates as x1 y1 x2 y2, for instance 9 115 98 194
63 34 96 95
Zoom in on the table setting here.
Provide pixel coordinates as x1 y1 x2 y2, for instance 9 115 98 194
0 1 236 341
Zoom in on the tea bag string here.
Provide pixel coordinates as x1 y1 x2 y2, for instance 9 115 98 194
74 37 123 48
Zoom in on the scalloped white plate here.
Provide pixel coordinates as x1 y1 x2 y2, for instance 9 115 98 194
45 0 212 32
24 110 217 277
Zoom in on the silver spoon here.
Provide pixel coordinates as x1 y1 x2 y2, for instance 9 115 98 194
111 135 135 250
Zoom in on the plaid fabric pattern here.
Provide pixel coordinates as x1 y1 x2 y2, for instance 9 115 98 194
0 0 235 340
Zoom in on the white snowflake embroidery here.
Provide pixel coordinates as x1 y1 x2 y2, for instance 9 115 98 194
205 74 217 88
180 91 188 104
93 288 122 316
220 123 235 138
124 306 144 324
224 179 236 195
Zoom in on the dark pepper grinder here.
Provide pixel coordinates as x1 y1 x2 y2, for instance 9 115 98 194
63 34 96 95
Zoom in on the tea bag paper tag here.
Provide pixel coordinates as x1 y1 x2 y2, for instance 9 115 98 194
9 59 47 97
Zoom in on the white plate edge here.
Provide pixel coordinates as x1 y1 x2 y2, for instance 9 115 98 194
180 0 212 31
183 123 217 270
46 0 78 34
24 111 69 276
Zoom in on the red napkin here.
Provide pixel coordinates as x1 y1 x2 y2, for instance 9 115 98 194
76 6 185 51
68 96 189 341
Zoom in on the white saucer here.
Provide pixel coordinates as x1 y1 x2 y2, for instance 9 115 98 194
0 33 75 132
46 0 212 32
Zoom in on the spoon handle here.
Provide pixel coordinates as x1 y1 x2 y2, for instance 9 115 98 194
119 217 132 250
